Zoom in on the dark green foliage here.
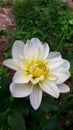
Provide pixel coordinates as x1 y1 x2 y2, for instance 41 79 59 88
0 0 4 6
64 51 73 76
0 76 11 110
42 115 59 130
0 66 9 76
40 96 60 112
12 0 73 50
0 30 7 38
8 112 26 130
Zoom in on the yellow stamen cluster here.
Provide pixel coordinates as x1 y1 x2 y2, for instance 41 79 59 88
27 60 49 79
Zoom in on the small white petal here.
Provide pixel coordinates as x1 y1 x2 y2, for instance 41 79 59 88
39 75 44 81
48 52 62 59
12 40 25 60
58 84 70 93
31 78 40 84
13 71 30 83
24 38 42 60
30 85 42 110
61 60 70 70
3 59 19 71
48 58 65 70
39 80 59 98
10 82 33 97
30 38 42 48
31 75 44 84
52 71 70 84
40 43 49 60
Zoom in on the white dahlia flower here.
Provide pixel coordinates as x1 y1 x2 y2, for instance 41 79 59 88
3 38 70 110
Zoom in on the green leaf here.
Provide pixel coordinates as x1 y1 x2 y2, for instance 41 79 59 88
42 116 59 130
8 112 26 130
40 96 59 112
0 75 10 88
0 67 9 77
69 19 73 25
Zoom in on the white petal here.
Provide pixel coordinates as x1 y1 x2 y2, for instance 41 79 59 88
55 72 70 84
30 38 42 48
51 67 67 73
61 60 70 70
3 59 19 71
39 80 59 98
30 75 44 85
30 85 42 110
24 38 42 60
10 82 33 97
58 84 70 93
16 58 29 70
31 78 40 84
13 71 30 83
48 58 65 70
48 74 58 81
48 52 62 59
12 40 25 60
40 43 49 60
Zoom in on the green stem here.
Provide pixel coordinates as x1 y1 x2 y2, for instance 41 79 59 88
56 23 69 51
10 95 14 103
0 96 14 118
37 114 49 130
0 108 10 118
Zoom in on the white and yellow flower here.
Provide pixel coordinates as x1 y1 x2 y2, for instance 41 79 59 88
3 38 70 110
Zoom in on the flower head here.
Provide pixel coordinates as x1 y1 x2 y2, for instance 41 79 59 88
3 38 70 110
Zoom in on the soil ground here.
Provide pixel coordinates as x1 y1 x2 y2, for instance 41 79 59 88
0 5 15 65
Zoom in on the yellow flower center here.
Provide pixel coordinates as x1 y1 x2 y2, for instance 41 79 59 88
26 60 49 79
29 63 46 78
